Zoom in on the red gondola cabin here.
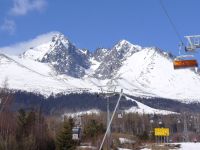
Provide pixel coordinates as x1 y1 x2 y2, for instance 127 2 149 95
173 59 198 69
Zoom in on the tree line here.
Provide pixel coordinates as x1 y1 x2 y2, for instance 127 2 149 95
1 82 200 149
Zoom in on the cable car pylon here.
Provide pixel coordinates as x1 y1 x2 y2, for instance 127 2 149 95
98 89 123 150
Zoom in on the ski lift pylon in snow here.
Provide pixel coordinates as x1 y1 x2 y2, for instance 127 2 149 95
173 59 198 69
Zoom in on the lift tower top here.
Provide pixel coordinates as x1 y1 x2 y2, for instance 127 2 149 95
185 35 200 52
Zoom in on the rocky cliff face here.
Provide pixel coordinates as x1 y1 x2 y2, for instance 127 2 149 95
23 33 91 78
93 40 142 79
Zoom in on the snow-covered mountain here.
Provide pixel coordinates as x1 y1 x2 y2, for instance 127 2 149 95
94 40 142 79
1 32 200 103
22 33 91 78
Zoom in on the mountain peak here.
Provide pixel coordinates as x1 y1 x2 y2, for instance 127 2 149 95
118 39 131 45
114 39 131 50
114 39 142 51
21 31 72 61
50 32 70 48
2 33 200 102
93 40 143 79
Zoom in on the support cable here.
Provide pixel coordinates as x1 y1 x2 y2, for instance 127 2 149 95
158 0 185 46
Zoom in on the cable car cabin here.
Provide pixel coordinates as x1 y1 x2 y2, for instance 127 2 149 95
72 127 81 140
173 59 198 69
117 110 124 119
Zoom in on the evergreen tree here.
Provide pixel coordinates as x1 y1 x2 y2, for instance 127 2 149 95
16 109 27 138
56 120 75 150
16 109 27 150
83 119 105 138
26 111 36 135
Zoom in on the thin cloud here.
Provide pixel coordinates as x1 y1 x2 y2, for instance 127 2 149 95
0 31 59 55
0 19 16 35
1 0 47 34
10 0 47 16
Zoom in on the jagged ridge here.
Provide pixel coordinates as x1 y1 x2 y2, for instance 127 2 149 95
0 32 200 103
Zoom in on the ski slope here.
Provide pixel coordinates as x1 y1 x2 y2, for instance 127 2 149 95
124 96 176 115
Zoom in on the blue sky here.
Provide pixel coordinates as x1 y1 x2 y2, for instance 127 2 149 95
0 0 200 58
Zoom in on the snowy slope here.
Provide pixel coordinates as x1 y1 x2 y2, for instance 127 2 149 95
0 54 72 95
0 54 98 96
124 96 176 115
175 143 200 150
1 32 200 103
63 109 100 118
141 143 200 150
21 31 62 61
115 48 200 102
